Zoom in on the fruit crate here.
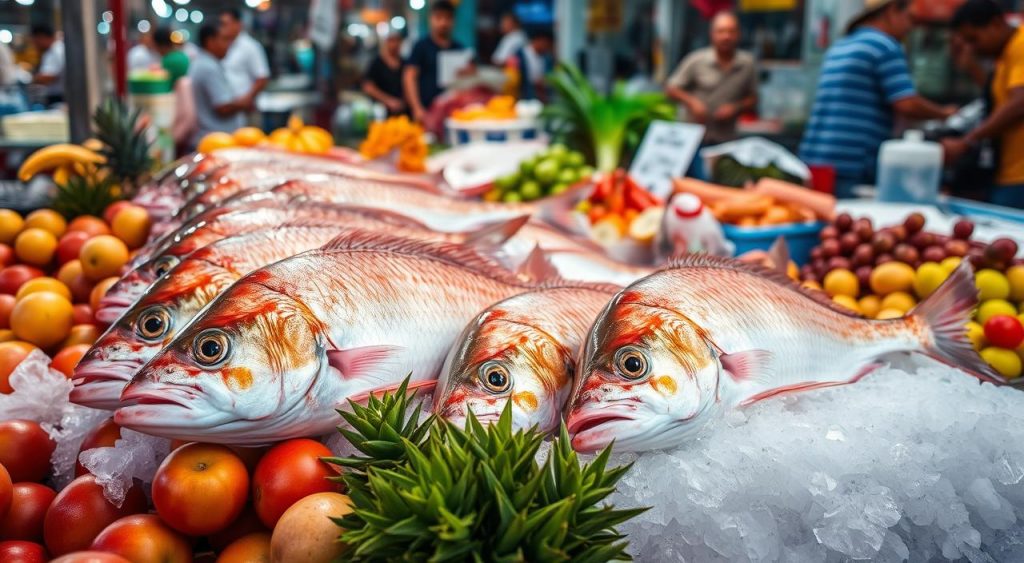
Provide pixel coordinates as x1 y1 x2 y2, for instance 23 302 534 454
723 221 826 266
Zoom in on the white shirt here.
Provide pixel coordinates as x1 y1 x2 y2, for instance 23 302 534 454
38 39 65 96
222 32 270 97
491 29 526 65
127 44 160 72
0 43 19 87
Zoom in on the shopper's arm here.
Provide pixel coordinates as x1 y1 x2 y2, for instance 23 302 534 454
213 99 250 116
892 95 957 120
665 85 707 123
32 73 57 85
404 65 425 121
966 87 1024 142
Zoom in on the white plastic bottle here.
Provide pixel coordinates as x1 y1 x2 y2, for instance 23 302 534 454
876 130 943 204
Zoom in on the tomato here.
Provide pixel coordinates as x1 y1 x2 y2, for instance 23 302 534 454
0 540 47 563
0 420 55 482
0 294 15 329
50 551 133 563
75 418 122 477
0 245 13 268
0 266 44 296
0 483 56 541
208 509 267 551
217 532 270 563
0 463 11 519
43 474 147 556
90 514 192 563
984 315 1024 350
50 344 91 379
72 304 94 325
56 232 91 266
152 443 249 535
251 438 340 528
102 202 133 226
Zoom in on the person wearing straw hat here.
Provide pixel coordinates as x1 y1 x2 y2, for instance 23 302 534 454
799 0 956 198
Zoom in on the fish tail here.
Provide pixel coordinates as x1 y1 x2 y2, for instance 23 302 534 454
537 184 588 233
912 260 1006 384
461 215 530 254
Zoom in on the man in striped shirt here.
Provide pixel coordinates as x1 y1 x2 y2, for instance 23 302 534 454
799 0 955 198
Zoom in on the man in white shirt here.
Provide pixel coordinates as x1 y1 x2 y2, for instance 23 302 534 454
491 12 527 66
219 9 270 102
127 31 160 72
30 24 64 104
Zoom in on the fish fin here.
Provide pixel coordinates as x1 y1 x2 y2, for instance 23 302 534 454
516 245 563 284
721 349 775 385
768 236 791 275
740 362 883 407
462 215 530 253
911 260 1006 385
347 379 437 404
327 345 403 380
536 183 590 233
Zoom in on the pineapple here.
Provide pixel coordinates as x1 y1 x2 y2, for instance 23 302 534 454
92 98 153 195
52 174 120 219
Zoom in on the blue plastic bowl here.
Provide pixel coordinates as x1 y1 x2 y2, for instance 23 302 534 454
723 221 826 266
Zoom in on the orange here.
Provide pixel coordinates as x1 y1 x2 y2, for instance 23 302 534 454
0 340 36 393
24 209 67 238
10 291 73 349
0 329 13 343
50 343 90 379
233 127 267 147
197 131 237 154
56 259 82 288
67 215 111 237
62 324 100 348
218 532 271 563
79 235 129 282
90 276 119 313
14 228 58 266
0 209 24 244
110 205 151 250
16 277 72 302
0 294 14 328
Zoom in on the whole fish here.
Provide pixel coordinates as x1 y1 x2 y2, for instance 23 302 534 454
74 218 527 409
113 233 559 445
96 203 467 324
566 256 1001 453
435 285 618 434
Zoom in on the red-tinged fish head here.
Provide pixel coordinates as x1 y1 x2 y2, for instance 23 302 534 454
114 281 338 445
94 255 180 324
435 311 573 434
71 323 151 410
566 299 721 453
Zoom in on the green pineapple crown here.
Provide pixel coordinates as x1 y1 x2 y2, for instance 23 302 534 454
52 174 119 219
92 98 154 192
325 378 646 562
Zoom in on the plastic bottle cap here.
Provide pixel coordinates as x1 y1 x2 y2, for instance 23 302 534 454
904 130 925 142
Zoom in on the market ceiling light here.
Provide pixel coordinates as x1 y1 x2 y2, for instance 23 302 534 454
14 0 34 5
245 0 262 7
391 16 406 30
101 11 114 23
97 22 110 35
175 8 188 22
172 0 190 4
409 0 425 10
137 20 152 33
190 10 203 23
0 30 12 44
151 0 172 18
376 22 389 36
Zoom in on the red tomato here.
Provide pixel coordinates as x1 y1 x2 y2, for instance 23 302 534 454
0 420 55 482
984 315 1024 350
251 438 340 528
43 474 147 556
49 344 91 379
207 509 267 551
89 514 192 563
0 540 47 563
0 245 13 268
151 443 249 535
0 294 14 329
0 463 11 519
0 483 56 541
72 304 94 326
50 551 133 563
0 266 44 296
75 418 122 477
56 232 91 266
67 216 110 238
102 203 132 226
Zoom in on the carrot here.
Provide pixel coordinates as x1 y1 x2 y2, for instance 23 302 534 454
607 175 626 215
625 178 661 209
715 194 774 222
753 178 836 221
588 204 609 224
672 178 746 204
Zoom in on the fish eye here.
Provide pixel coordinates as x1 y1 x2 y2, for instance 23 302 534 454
153 256 180 277
478 361 511 394
136 307 171 341
614 346 650 380
193 329 230 366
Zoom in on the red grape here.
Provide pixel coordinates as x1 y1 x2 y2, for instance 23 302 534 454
852 244 875 267
855 266 873 289
810 247 824 261
821 239 841 259
991 238 1019 263
820 225 839 242
894 244 920 265
953 220 975 240
910 232 935 249
876 253 895 265
828 256 852 272
873 232 896 254
834 213 854 232
922 246 946 263
853 219 874 242
839 232 861 254
887 225 908 242
904 213 926 234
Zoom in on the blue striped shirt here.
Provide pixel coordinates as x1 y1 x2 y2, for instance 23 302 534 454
799 28 917 184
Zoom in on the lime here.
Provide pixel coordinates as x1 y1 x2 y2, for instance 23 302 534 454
565 152 585 167
534 158 560 186
981 346 1023 378
548 144 568 158
495 173 518 191
976 269 1011 301
519 158 537 177
502 191 523 203
520 181 542 201
914 262 949 299
579 165 595 178
557 169 579 185
978 299 1017 324
549 183 569 195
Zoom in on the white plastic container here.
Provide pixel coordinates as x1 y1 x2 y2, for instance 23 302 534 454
876 130 943 204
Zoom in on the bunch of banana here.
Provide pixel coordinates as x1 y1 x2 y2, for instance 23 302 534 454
18 142 107 183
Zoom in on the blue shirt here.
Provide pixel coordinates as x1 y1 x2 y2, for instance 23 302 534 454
407 36 466 110
799 28 917 184
189 50 244 147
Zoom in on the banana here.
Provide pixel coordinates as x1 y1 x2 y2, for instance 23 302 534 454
81 138 106 152
18 144 106 182
52 164 71 186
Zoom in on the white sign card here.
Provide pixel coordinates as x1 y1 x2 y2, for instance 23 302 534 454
628 120 705 199
438 49 474 88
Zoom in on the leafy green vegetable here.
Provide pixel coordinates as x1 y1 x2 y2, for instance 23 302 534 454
543 63 675 173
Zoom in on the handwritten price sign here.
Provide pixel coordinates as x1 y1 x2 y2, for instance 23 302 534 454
629 120 705 200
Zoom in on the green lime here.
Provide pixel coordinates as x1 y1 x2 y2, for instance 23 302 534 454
565 152 585 167
579 165 595 178
519 158 537 177
548 144 568 158
558 169 578 185
520 181 542 200
534 158 560 186
495 173 518 191
549 183 569 195
502 191 524 203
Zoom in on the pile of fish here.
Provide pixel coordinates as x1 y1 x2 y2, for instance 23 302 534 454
72 147 1004 451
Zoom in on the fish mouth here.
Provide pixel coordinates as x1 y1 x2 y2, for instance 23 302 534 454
94 299 136 325
69 379 133 410
73 358 146 384
119 383 198 408
566 410 634 436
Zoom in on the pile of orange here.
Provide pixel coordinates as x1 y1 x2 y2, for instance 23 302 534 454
0 203 151 393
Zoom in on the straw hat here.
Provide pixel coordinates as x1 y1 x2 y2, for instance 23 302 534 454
846 0 899 34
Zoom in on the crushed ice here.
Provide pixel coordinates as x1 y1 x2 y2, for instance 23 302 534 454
610 361 1024 561
79 429 171 507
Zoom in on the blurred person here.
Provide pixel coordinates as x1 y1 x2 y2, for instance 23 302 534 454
189 24 251 148
945 0 1024 208
155 28 196 149
514 29 554 102
799 0 955 198
665 12 758 145
219 9 270 103
363 33 407 116
0 41 19 86
492 12 527 66
404 1 474 123
127 30 160 72
30 24 64 104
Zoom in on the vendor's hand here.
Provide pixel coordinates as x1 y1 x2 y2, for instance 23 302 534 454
688 99 709 124
941 105 959 119
385 97 406 113
713 103 739 122
411 105 426 124
941 137 971 164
